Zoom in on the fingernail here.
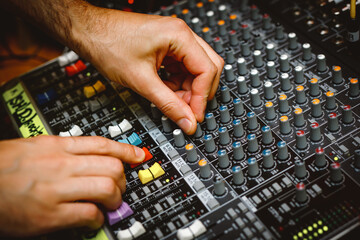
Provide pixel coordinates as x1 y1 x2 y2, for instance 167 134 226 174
135 147 145 161
177 118 193 133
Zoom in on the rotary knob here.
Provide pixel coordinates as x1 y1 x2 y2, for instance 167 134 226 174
232 141 245 161
217 149 230 169
232 166 245 185
199 159 211 179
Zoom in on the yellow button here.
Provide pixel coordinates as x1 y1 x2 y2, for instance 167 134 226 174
310 78 318 84
265 102 273 107
280 116 288 122
326 91 334 97
185 144 194 150
149 162 165 179
279 94 287 100
83 86 96 98
138 169 153 184
93 80 106 93
312 99 320 105
296 85 304 91
294 108 303 114
333 66 341 71
202 27 210 33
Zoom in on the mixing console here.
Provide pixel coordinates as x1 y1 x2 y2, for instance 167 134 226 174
1 0 360 239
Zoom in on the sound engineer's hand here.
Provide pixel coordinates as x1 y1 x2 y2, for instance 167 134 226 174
71 10 224 135
0 136 145 237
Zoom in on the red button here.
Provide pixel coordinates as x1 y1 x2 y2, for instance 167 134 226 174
65 60 87 77
130 147 153 168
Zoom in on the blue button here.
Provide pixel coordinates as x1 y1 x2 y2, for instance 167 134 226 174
277 141 286 147
262 149 271 156
247 134 256 140
118 139 129 144
261 126 271 132
219 126 227 133
247 112 255 118
232 166 241 173
204 134 212 141
219 105 227 111
205 112 214 118
221 86 228 91
233 98 241 104
233 119 241 125
217 149 226 156
248 158 256 164
37 88 57 105
232 141 241 148
128 132 142 146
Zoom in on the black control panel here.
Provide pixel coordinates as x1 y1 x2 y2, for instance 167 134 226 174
1 0 360 240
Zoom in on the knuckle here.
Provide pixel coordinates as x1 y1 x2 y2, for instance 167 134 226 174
101 178 118 197
170 17 188 31
83 204 101 222
110 158 124 176
93 136 110 150
158 100 178 116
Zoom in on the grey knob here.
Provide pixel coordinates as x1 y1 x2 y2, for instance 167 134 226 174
250 69 261 88
232 166 245 185
294 66 305 84
309 78 320 97
279 115 291 135
247 157 260 177
302 43 312 61
151 103 162 120
233 98 245 117
296 130 308 150
294 108 305 127
202 27 212 43
275 23 285 40
232 141 245 161
317 54 327 72
266 43 276 61
173 3 181 15
199 159 211 179
217 149 230 169
295 85 307 104
264 81 275 100
196 2 205 18
310 122 322 142
262 149 275 169
280 73 292 92
220 85 231 103
161 116 173 133
229 30 239 46
354 149 360 169
214 37 224 54
204 134 216 153
194 123 203 138
342 105 354 124
280 54 290 72
327 113 340 132
253 50 263 68
311 99 322 118
247 112 258 130
279 94 290 113
207 96 218 111
241 41 251 57
233 119 245 138
288 32 298 50
161 6 170 16
191 17 202 33
277 141 289 161
332 66 343 84
254 34 263 50
265 102 276 121
219 126 230 145
250 5 260 21
173 129 186 148
330 162 343 183
206 11 216 27
237 58 248 76
262 14 272 30
205 112 217 131
295 182 308 203
250 89 262 107
224 64 236 82
239 0 249 12
315 147 327 168
220 105 231 123
266 61 277 80
247 134 259 153
230 14 239 30
213 174 226 196
225 48 236 64
349 78 360 97
241 24 251 41
185 143 198 163
261 126 273 145
188 0 196 9
325 91 336 110
218 4 228 21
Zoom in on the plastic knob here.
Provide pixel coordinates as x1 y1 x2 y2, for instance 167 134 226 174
186 143 198 163
288 32 298 50
225 48 236 64
219 126 231 145
220 105 231 123
173 129 186 148
279 116 291 135
309 78 320 97
237 76 249 95
265 102 276 121
266 61 277 80
296 130 308 150
232 166 245 185
280 73 292 92
220 85 231 103
295 85 307 104
247 134 259 153
217 149 230 169
213 174 226 196
204 134 216 153
247 158 260 177
315 147 327 168
250 69 261 88
199 159 211 179
327 113 339 132
262 149 275 169
302 43 312 61
207 96 218 111
233 119 245 138
295 182 308 203
261 126 273 145
264 81 275 100
332 66 343 84
161 116 173 133
205 112 217 131
311 99 322 118
253 50 263 68
310 122 321 142
232 141 245 161
233 98 245 117
247 112 258 130
224 64 236 82
277 141 289 161
342 105 354 124
237 58 248 76
279 94 290 113
294 108 305 127
316 54 327 72
280 54 290 72
266 43 276 61
330 162 343 183
294 66 305 84
250 89 262 107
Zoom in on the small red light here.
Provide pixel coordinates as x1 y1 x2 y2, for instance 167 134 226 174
128 0 134 4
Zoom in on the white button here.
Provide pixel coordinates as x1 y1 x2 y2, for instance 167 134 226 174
119 119 132 133
69 125 83 136
189 219 206 237
129 221 146 238
117 229 132 240
177 228 193 240
59 131 71 137
108 125 122 138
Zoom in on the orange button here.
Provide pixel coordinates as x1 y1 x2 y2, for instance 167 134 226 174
185 144 194 150
218 20 225 26
198 159 207 167
202 27 210 33
310 78 318 84
294 108 303 114
265 102 273 107
171 14 177 18
280 116 288 122
296 85 304 91
333 66 341 71
312 99 320 105
130 147 153 168
196 2 203 7
279 94 287 100
182 9 189 14
230 14 237 20
350 78 358 84
326 91 334 97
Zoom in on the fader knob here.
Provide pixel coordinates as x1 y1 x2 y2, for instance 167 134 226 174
202 27 212 43
205 113 217 131
332 66 343 84
316 54 327 72
237 58 248 76
280 54 290 72
294 160 307 179
250 89 262 107
296 130 308 150
295 182 308 203
247 158 260 177
232 141 245 161
309 78 320 97
207 96 218 111
261 126 273 145
233 119 245 138
253 50 263 68
294 108 305 127
279 116 291 135
265 102 276 121
302 43 312 61
354 149 360 169
311 99 322 118
218 149 230 169
186 143 198 163
349 78 360 97
220 105 231 123
294 66 305 84
250 69 261 88
266 43 276 61
173 129 186 147
250 5 260 21
264 81 275 100
194 123 203 138
325 91 336 110
330 162 343 183
262 14 272 30
232 166 245 185
233 98 245 117
315 147 327 168
220 86 231 103
277 141 289 161
295 85 307 104
262 149 275 169
266 61 277 80
280 73 292 92
310 122 321 142
288 32 298 50
161 116 173 133
342 105 354 124
204 134 216 153
247 112 259 130
247 134 259 153
219 127 230 145
225 49 236 64
199 159 211 179
213 175 226 196
224 64 236 82
327 113 339 132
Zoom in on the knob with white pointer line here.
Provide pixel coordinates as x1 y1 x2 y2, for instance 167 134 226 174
330 162 343 183
213 174 226 196
232 166 245 185
199 159 211 179
262 149 275 169
314 147 327 168
342 105 354 124
295 182 308 204
185 143 198 164
247 157 260 177
173 129 186 148
217 149 230 169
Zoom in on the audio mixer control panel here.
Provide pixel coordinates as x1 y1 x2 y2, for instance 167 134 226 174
1 0 360 240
